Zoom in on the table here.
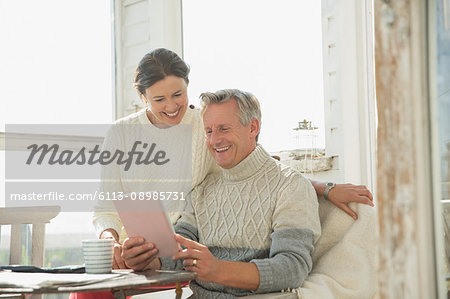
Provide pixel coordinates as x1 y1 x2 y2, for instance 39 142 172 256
0 269 196 299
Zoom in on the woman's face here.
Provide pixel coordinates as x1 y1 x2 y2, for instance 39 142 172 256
143 75 189 126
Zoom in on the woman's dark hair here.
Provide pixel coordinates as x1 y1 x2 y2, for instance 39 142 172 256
134 48 190 96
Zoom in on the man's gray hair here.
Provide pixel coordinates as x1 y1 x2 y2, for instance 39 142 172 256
200 89 262 141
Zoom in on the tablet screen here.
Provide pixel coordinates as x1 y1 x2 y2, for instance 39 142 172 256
113 193 179 257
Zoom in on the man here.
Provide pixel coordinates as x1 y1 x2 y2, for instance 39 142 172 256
122 89 321 298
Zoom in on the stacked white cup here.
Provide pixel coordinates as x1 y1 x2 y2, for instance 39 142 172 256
82 239 114 274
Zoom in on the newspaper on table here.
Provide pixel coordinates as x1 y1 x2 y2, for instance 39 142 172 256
0 270 127 289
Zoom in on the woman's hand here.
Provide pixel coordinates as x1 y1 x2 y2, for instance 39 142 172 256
327 183 374 220
100 229 127 269
121 237 160 271
172 234 221 283
111 242 127 269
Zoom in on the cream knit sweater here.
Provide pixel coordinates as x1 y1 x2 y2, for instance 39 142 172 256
93 107 218 241
162 145 321 298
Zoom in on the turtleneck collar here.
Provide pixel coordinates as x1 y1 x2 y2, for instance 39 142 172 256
221 145 271 182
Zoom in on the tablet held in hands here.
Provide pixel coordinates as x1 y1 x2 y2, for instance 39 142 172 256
113 193 179 257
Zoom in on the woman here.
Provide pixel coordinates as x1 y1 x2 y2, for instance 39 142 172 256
94 47 373 269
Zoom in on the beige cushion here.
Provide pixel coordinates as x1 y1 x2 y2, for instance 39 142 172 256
242 199 377 299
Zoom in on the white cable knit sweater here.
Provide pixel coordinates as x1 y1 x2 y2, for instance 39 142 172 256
161 145 321 298
92 107 218 241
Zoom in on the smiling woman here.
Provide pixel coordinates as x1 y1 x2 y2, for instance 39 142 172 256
134 49 190 126
141 75 189 125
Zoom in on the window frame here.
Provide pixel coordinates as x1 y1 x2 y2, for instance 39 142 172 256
112 0 376 186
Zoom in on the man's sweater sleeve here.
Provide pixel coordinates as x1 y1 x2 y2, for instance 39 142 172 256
250 174 321 293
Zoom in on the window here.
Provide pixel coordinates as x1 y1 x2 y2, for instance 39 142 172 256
112 0 375 185
430 0 450 293
0 0 113 269
182 0 325 153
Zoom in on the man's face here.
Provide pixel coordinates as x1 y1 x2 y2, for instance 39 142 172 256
203 99 259 169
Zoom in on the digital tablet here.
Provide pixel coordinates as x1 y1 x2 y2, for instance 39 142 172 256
113 193 179 257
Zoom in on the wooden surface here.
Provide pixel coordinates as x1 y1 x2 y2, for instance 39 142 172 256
0 206 60 225
374 0 436 298
8 225 21 266
0 206 60 266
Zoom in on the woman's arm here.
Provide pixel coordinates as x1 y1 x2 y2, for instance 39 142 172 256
309 180 374 219
94 124 128 268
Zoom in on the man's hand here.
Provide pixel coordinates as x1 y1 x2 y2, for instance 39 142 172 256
121 237 160 271
327 183 374 220
172 234 221 283
173 234 260 290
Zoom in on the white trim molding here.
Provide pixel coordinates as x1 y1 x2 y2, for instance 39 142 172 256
320 0 376 188
113 0 183 119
